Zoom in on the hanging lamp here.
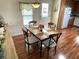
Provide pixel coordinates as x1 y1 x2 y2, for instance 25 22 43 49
32 0 40 8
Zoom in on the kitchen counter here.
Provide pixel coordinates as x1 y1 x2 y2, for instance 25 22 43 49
71 13 79 17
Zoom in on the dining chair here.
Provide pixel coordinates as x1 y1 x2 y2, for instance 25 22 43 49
48 22 56 30
29 20 37 28
22 27 39 55
42 32 62 58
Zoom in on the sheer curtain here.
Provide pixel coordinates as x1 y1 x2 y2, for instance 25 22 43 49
20 3 33 25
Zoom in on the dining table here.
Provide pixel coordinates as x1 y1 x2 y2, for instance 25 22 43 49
24 25 61 57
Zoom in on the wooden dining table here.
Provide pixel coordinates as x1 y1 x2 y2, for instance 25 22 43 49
24 25 61 57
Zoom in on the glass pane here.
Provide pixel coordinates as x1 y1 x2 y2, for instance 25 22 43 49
23 15 32 25
20 3 33 25
42 3 49 17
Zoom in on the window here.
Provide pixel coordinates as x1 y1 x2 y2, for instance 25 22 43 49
20 3 33 25
42 3 49 18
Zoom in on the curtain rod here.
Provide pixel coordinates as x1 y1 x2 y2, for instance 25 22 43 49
19 2 32 4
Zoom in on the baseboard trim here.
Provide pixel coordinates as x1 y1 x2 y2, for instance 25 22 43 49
73 25 79 28
12 34 23 38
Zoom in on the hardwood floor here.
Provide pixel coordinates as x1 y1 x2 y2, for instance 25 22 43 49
13 27 79 59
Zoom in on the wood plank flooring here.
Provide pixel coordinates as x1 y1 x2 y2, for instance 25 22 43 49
13 27 79 59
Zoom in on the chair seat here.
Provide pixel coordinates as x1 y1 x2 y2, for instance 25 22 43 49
25 36 39 44
42 39 56 47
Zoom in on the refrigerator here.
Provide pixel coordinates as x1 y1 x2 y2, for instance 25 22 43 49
62 7 72 28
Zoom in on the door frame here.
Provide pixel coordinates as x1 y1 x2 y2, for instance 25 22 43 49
57 0 67 29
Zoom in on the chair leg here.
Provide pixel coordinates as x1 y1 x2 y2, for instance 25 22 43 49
28 44 30 55
36 42 39 48
47 47 50 59
25 42 28 54
54 46 57 55
40 41 42 57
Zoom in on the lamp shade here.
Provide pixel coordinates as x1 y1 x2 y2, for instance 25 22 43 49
32 3 40 8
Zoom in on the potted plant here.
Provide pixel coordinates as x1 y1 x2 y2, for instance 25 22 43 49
0 16 5 27
0 16 5 59
0 37 4 59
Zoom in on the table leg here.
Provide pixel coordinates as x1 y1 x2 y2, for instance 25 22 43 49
40 41 42 57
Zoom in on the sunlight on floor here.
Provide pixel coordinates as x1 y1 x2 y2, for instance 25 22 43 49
74 36 79 46
57 53 66 59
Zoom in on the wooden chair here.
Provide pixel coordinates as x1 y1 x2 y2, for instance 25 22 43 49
42 32 62 58
29 20 37 28
22 27 39 55
48 22 56 30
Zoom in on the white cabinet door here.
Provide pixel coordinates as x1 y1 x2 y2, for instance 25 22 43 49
74 17 79 26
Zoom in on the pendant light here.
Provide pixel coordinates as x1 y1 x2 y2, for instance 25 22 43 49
32 0 40 8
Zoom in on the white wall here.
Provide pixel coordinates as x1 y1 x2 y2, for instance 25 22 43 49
0 0 32 36
52 0 61 26
40 0 61 28
0 0 25 26
39 0 54 26
0 0 23 36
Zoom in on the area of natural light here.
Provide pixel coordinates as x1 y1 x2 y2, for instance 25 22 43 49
57 53 66 59
42 3 49 17
74 36 79 46
20 4 33 25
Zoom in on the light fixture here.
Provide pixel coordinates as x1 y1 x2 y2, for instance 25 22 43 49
32 0 40 8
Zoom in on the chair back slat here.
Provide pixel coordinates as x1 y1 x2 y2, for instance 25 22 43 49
52 33 62 43
49 32 62 43
47 32 62 47
48 22 56 30
29 21 37 28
